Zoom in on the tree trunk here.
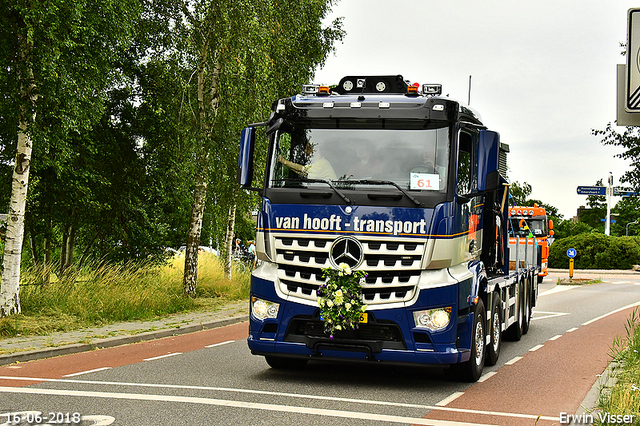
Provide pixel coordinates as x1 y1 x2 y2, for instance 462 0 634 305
78 231 99 269
43 235 51 286
60 229 68 276
183 170 208 296
0 84 36 316
65 224 75 271
29 230 40 267
224 203 236 279
182 48 220 296
0 23 37 316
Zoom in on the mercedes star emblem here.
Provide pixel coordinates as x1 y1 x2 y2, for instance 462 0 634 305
330 237 364 269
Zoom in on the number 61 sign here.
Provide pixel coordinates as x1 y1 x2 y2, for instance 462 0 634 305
410 173 439 190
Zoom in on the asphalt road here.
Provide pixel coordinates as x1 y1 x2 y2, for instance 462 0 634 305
1 271 639 426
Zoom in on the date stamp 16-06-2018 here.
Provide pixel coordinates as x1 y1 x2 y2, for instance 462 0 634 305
0 411 115 425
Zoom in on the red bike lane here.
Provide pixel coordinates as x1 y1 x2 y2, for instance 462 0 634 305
0 322 249 388
421 305 637 426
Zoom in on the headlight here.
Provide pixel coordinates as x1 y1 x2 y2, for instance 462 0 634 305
413 307 451 331
251 297 280 321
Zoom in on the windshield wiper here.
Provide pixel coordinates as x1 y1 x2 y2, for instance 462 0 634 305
274 178 353 204
337 179 423 207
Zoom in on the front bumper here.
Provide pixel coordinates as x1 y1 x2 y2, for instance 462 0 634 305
248 276 474 365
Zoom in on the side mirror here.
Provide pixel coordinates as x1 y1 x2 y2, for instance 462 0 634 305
477 130 500 192
549 219 554 230
237 127 255 188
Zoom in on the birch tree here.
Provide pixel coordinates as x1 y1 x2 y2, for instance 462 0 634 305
0 0 139 316
175 0 344 294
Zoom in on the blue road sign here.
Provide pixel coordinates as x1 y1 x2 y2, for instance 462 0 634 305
601 219 617 223
566 248 577 258
577 186 606 195
614 189 638 197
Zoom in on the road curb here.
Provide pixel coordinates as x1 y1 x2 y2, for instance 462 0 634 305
549 268 640 276
572 362 619 424
0 314 248 367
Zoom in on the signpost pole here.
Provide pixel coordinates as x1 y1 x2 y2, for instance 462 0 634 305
566 248 577 280
605 173 613 236
569 259 574 280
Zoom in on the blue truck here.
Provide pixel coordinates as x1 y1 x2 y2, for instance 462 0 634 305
237 75 540 381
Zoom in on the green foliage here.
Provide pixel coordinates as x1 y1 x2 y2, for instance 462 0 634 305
595 309 640 425
509 181 532 206
552 220 594 240
549 233 640 269
509 181 562 221
593 123 640 191
0 0 344 277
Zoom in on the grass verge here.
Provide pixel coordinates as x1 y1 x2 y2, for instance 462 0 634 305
594 308 640 425
0 254 250 338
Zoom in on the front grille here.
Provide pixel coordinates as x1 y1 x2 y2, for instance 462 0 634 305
274 234 424 305
285 316 406 349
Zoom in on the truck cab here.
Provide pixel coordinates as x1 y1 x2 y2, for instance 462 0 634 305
238 75 535 381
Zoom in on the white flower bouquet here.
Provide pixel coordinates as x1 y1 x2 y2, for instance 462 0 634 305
316 263 367 338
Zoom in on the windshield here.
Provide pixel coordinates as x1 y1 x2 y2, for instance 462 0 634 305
269 125 450 193
511 216 548 237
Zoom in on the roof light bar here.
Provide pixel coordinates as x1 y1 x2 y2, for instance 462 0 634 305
422 84 442 96
406 85 419 95
302 84 319 95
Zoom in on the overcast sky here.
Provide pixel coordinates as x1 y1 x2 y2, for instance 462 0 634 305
313 1 633 219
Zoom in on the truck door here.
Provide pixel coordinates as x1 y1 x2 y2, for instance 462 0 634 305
457 130 481 261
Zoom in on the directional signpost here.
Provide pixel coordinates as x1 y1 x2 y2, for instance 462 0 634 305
576 186 606 195
566 248 577 279
576 173 616 236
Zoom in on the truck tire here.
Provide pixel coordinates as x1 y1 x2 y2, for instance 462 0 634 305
522 276 532 335
451 299 486 382
485 294 502 366
265 355 308 370
504 280 524 341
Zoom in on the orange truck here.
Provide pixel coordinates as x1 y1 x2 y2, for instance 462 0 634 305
508 204 554 283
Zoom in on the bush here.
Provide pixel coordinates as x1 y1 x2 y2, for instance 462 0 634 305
549 234 640 269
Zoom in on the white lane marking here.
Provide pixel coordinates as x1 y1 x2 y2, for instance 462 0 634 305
566 327 579 333
143 352 182 361
529 344 544 352
205 340 234 348
538 286 577 297
582 301 640 326
505 356 522 365
435 392 464 406
0 377 560 422
531 311 570 321
63 367 112 377
0 376 430 410
477 371 496 383
548 334 563 341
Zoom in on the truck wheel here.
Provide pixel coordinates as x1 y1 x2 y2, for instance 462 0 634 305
265 355 308 370
452 299 486 382
485 294 502 366
522 277 532 335
504 280 524 341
